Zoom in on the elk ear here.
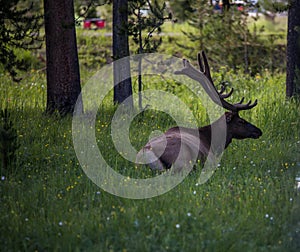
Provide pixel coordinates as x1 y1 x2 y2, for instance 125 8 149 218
225 112 234 123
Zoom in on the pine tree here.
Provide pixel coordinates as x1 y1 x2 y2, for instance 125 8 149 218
0 0 42 81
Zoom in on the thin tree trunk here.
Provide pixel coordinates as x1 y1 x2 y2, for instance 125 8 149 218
113 0 134 109
44 0 82 116
138 8 143 111
286 0 300 98
223 0 230 11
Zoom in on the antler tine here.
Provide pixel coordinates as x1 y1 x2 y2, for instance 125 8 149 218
197 53 204 73
198 51 214 85
199 53 234 100
219 84 226 94
238 97 245 104
233 99 258 111
220 87 234 99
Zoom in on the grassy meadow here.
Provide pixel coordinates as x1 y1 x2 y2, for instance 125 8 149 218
1 66 300 251
1 14 300 252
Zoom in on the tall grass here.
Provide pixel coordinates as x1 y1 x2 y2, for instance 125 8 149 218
0 66 299 251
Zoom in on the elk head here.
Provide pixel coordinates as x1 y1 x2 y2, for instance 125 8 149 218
225 112 262 141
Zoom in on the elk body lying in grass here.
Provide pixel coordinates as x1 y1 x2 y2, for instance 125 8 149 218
136 52 262 171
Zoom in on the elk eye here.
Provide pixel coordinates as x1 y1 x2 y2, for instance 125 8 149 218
238 119 245 124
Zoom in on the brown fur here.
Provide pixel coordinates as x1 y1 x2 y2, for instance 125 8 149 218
136 112 262 171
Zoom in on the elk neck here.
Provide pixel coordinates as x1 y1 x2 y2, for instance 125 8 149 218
199 114 233 155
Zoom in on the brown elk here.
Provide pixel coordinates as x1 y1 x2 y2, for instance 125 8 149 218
136 52 262 171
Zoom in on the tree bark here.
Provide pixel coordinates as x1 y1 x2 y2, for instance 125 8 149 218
223 0 231 11
113 0 134 109
44 0 82 116
286 0 300 98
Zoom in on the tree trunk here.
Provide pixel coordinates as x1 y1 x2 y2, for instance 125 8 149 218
113 0 134 109
44 0 82 116
286 0 300 98
223 0 230 11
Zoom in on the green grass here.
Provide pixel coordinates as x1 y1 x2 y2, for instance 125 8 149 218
247 14 287 45
248 14 287 35
0 66 299 251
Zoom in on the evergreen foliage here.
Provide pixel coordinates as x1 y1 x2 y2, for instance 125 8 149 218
168 0 194 22
128 0 171 54
182 0 283 74
0 0 42 81
128 0 171 109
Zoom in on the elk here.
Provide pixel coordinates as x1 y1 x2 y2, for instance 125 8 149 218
136 51 262 172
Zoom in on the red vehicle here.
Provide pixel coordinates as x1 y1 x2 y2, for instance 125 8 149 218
83 18 106 29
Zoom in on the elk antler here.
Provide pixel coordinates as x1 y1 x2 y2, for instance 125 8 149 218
175 51 257 112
